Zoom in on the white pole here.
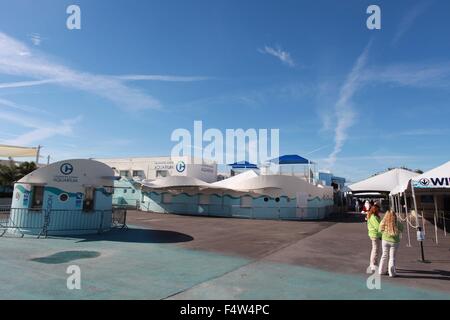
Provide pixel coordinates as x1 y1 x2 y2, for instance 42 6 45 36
35 145 41 164
411 182 420 229
403 192 411 247
433 195 439 245
442 210 447 237
421 210 426 236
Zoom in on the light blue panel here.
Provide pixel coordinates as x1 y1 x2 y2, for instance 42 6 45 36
252 207 280 220
9 185 112 235
11 184 31 209
279 207 297 219
95 189 113 210
231 207 252 219
112 178 141 207
141 192 165 213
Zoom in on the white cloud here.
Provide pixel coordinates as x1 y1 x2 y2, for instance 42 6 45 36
0 97 50 114
0 109 82 146
0 32 161 111
392 2 430 45
325 44 371 168
364 63 450 88
115 75 210 82
259 45 295 67
0 79 59 89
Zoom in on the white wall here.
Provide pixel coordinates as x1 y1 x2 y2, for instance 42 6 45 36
95 156 217 182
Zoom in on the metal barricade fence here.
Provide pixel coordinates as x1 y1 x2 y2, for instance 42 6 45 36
0 207 127 238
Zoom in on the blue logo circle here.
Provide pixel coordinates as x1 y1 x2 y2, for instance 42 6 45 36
176 161 186 173
60 163 74 175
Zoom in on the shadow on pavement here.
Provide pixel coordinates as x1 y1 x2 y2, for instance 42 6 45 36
51 228 194 244
396 268 450 281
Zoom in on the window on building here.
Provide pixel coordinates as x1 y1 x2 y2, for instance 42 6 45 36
31 186 44 209
132 170 145 178
83 187 95 212
119 170 130 177
59 193 69 202
156 170 168 178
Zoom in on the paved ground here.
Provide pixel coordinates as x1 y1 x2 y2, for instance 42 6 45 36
0 211 449 299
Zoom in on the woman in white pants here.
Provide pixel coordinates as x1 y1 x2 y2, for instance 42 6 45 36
378 210 404 277
367 205 381 271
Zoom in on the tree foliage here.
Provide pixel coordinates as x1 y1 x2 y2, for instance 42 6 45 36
0 160 37 188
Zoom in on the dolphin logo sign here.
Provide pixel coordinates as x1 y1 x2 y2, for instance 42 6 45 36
60 163 74 175
176 161 186 173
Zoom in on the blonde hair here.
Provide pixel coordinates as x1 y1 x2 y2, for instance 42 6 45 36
380 210 399 237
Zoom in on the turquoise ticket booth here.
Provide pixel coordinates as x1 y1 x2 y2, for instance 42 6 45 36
9 159 116 236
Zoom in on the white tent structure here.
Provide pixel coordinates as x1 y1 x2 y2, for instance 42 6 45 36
349 168 419 194
137 170 334 220
388 161 450 248
211 170 259 189
141 176 211 190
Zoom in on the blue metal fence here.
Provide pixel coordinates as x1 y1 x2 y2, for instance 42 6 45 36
0 207 127 238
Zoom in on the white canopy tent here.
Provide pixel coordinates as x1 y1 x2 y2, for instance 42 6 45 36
388 161 450 247
349 168 419 194
410 161 450 243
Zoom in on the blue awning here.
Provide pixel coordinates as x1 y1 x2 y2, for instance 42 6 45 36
228 161 259 169
269 154 312 165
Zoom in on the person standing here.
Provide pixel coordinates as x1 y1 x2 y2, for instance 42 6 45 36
367 205 381 272
378 210 404 277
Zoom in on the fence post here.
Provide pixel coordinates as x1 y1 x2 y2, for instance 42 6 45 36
98 210 104 234
39 209 51 239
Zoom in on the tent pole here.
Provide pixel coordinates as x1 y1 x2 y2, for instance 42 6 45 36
442 210 447 237
433 196 439 245
412 183 427 262
421 210 426 236
411 183 419 228
396 194 400 214
403 192 411 247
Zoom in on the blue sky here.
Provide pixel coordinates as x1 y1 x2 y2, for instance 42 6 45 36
0 0 449 182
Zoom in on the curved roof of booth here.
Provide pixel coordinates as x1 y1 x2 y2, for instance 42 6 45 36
17 159 115 192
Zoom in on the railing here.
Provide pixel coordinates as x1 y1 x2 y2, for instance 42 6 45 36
0 207 127 238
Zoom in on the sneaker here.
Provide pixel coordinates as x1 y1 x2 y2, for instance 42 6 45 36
370 265 378 272
389 274 397 278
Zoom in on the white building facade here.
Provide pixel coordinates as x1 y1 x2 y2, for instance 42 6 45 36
95 156 217 183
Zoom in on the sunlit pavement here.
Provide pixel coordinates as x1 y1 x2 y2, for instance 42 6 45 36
0 211 449 299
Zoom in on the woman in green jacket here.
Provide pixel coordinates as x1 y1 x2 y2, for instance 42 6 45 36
367 205 381 272
378 210 404 277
